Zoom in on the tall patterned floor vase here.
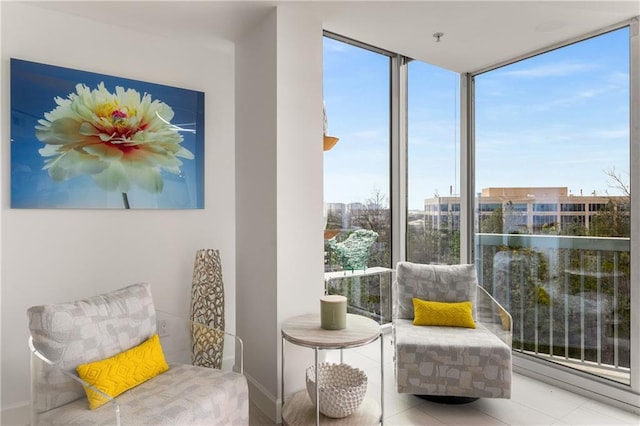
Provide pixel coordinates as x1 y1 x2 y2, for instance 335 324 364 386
190 249 225 369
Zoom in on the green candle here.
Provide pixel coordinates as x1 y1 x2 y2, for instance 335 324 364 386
320 295 347 330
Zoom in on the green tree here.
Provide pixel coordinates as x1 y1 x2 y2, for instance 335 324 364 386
589 200 630 238
480 206 503 233
350 189 391 268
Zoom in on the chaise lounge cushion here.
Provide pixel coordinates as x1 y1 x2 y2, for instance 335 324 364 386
395 319 511 398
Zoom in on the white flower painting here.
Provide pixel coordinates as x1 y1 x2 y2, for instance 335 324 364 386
11 59 204 209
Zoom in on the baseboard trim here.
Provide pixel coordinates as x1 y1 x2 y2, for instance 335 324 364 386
245 371 281 424
1 402 29 426
513 353 640 415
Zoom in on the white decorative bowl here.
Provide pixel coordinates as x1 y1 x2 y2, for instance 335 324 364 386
305 362 367 418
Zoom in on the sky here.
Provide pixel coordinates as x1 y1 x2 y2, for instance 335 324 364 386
323 27 630 211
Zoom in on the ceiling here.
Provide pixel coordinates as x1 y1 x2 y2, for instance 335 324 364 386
30 1 640 73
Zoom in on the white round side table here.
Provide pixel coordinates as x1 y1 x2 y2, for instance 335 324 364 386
281 313 383 425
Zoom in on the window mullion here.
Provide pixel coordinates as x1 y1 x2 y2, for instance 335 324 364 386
460 73 474 265
391 55 408 265
629 15 639 393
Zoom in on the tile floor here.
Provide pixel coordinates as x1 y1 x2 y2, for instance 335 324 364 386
250 334 640 425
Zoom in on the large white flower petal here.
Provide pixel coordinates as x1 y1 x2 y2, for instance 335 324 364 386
46 150 107 181
39 144 61 158
123 146 180 167
78 122 100 136
164 166 182 175
125 163 163 193
98 132 116 142
93 162 130 192
36 117 85 144
83 143 125 160
175 146 195 160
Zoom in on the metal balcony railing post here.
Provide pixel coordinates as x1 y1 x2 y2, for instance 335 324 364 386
564 251 570 360
614 251 620 368
597 251 602 365
580 251 585 363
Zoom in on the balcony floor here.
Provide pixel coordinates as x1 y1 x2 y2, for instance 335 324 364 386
251 334 639 425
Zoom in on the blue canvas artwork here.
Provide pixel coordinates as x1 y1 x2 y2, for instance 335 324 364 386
10 58 205 209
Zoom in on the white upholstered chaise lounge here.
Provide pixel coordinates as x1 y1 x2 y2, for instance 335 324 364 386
393 262 512 401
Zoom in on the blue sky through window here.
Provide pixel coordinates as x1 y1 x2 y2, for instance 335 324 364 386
476 27 629 204
323 37 390 207
324 27 629 211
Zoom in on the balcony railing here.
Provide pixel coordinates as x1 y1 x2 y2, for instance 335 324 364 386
324 232 631 384
476 233 631 384
324 267 393 324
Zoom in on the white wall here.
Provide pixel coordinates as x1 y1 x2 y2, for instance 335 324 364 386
236 6 324 422
0 2 237 419
275 5 326 417
235 6 280 418
275 5 324 330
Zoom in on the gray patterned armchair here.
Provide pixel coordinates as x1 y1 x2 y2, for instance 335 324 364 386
27 283 248 425
393 262 512 400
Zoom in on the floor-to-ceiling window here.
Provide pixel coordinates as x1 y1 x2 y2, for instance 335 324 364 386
323 34 392 323
473 27 632 386
407 61 461 264
323 18 638 409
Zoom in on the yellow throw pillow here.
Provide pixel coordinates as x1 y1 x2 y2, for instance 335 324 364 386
76 333 169 409
412 298 476 329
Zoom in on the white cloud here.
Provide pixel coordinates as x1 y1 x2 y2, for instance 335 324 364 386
595 128 629 139
500 62 597 78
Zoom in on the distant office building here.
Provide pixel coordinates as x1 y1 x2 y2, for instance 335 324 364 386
424 187 628 234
